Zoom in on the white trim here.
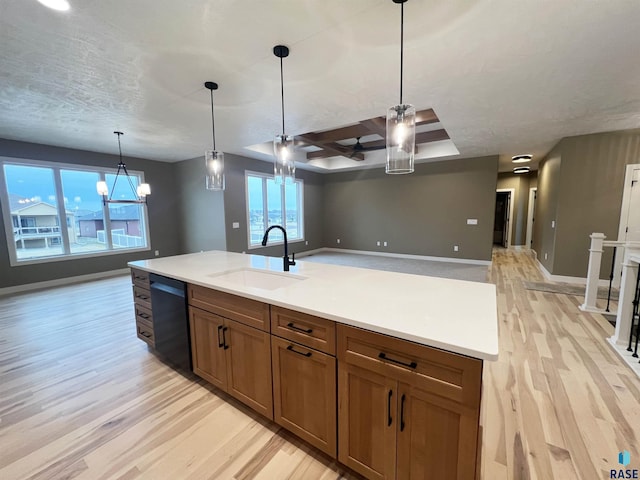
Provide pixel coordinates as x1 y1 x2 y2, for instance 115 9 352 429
607 337 640 379
617 163 640 242
496 188 515 248
536 258 609 286
526 187 537 248
295 248 325 258
322 247 492 266
0 268 130 297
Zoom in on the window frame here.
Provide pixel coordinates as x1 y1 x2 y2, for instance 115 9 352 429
245 170 304 249
0 156 151 267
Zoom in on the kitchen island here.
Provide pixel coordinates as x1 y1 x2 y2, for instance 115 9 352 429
129 250 498 480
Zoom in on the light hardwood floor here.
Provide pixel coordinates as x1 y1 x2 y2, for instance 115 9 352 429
1 249 638 479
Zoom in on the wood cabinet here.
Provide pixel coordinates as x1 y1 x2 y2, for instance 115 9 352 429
188 292 273 420
337 324 483 480
131 268 154 346
271 307 337 457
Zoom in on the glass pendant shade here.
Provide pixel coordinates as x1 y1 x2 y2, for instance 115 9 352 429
205 150 225 190
386 103 416 174
136 183 151 197
96 181 108 196
273 134 295 185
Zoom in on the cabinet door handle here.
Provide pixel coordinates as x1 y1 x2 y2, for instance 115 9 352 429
400 394 406 432
387 389 393 427
139 330 152 338
286 322 313 334
286 345 312 357
138 312 150 320
222 327 229 350
217 325 224 348
378 352 417 369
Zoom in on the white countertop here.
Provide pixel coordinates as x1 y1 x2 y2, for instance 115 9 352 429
129 251 499 361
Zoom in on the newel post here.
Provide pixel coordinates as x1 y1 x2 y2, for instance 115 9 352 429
580 233 606 312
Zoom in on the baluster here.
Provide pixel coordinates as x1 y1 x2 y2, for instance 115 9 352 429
606 246 616 312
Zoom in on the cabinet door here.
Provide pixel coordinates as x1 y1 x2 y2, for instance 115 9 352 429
272 336 337 457
338 363 397 480
225 319 273 420
189 307 227 390
396 382 480 480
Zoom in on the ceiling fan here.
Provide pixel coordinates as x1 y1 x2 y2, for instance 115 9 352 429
349 137 386 158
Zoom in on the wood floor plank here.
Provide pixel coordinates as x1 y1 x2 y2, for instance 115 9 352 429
1 250 639 479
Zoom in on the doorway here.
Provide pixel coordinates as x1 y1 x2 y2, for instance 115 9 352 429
526 187 537 248
618 165 640 242
494 190 513 248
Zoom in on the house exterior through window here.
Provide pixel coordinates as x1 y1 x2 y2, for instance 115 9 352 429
0 158 150 265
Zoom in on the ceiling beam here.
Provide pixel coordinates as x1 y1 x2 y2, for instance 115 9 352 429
300 135 365 161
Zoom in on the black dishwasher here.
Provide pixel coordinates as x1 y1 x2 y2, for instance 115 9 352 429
149 273 192 371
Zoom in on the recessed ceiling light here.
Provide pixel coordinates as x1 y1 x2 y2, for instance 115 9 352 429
512 154 532 163
513 166 530 174
37 0 70 11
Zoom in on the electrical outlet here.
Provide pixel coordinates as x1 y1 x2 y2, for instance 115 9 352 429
232 222 240 229
305 241 308 245
551 220 555 228
337 238 341 244
377 241 381 246
545 253 548 260
383 241 388 247
454 245 459 252
154 250 159 256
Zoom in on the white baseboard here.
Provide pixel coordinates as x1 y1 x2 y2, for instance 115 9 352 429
607 337 640 379
0 268 130 297
318 247 491 266
536 259 610 286
578 304 617 315
295 248 325 258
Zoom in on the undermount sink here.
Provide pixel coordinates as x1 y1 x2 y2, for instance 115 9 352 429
207 268 306 291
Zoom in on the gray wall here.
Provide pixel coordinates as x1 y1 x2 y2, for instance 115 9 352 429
0 138 181 288
534 130 640 277
532 147 561 273
221 153 325 257
497 172 537 246
322 156 499 261
175 156 226 253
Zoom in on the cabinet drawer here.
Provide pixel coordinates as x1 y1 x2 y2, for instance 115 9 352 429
136 318 155 346
131 268 150 289
133 285 152 310
187 284 270 331
337 324 482 409
271 306 336 355
135 303 153 324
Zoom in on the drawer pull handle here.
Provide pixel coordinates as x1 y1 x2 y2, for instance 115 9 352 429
222 327 229 350
136 294 150 301
134 275 147 280
286 322 313 334
378 352 417 369
217 325 224 348
400 394 406 432
387 389 393 426
138 312 150 320
287 345 312 357
139 330 152 338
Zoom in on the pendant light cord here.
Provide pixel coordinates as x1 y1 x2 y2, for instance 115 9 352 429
209 88 216 151
280 56 286 136
111 131 138 201
400 1 404 105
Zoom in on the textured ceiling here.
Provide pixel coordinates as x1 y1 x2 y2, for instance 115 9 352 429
1 0 639 173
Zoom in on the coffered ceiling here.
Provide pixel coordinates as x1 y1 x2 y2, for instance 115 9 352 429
1 0 639 173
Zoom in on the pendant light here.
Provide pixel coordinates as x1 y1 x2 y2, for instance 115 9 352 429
273 45 295 185
96 131 151 205
386 0 416 175
204 81 224 191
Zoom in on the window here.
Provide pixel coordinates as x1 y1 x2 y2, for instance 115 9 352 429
246 171 303 247
0 158 150 265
